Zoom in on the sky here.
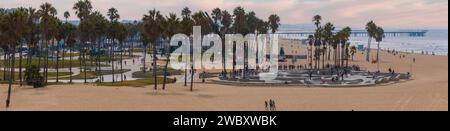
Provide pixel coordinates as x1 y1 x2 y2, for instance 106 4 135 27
1 0 448 29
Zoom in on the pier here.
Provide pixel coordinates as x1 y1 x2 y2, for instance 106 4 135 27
277 29 428 38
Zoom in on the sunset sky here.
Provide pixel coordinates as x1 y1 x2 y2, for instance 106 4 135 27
1 0 448 29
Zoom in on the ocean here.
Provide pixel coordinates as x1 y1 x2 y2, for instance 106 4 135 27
278 24 448 56
349 29 448 56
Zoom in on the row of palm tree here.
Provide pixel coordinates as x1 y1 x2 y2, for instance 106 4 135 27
140 7 279 91
1 1 141 107
309 15 352 70
1 1 281 108
365 21 385 70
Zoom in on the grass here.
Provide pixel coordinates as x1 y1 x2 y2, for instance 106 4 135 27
87 55 139 62
59 52 81 57
58 71 98 80
1 70 73 81
47 72 73 77
96 77 175 87
132 48 154 53
0 58 108 68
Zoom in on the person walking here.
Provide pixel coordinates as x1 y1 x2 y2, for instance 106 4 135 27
265 101 268 111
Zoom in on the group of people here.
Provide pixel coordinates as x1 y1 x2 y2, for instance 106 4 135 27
265 99 277 111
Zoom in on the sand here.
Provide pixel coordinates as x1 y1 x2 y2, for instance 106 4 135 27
0 49 447 111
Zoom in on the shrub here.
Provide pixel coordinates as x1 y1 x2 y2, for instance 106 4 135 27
25 65 45 88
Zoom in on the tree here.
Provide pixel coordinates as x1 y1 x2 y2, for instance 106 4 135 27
1 7 29 108
339 27 352 67
268 14 280 34
307 35 314 69
107 8 120 83
374 26 384 71
38 2 58 84
322 22 334 68
313 15 322 30
180 7 194 86
64 23 77 83
143 9 164 90
55 19 64 83
162 13 180 90
220 10 232 78
73 0 92 83
350 46 357 61
312 15 322 69
365 20 377 62
25 7 40 68
25 65 45 88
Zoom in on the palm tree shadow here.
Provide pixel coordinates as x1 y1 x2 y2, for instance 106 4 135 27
144 90 185 96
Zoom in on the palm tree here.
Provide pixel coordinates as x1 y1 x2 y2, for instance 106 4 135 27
25 7 40 68
313 27 323 69
307 35 314 69
268 14 280 34
116 22 127 82
143 9 164 90
55 20 65 83
61 11 70 82
64 23 77 83
73 0 92 83
230 7 248 76
191 11 212 90
108 7 120 83
339 27 352 67
374 26 384 71
350 46 357 61
322 22 334 68
221 10 232 77
365 20 377 62
2 8 29 107
181 7 194 86
92 13 108 82
313 15 322 31
38 2 58 84
162 13 180 90
331 33 340 67
312 15 322 69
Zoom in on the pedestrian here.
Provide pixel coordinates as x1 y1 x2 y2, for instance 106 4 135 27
272 100 276 111
269 100 273 111
265 101 268 111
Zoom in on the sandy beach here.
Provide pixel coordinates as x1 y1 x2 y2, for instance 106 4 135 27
0 49 447 111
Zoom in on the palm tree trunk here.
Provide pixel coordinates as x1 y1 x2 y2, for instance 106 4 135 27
69 47 73 83
84 42 87 83
19 42 23 86
3 52 7 80
38 40 42 70
111 41 115 83
97 39 102 82
120 42 123 82
143 44 147 73
153 42 157 90
366 37 371 62
56 41 60 83
45 40 49 84
162 49 169 90
377 42 380 71
6 47 16 108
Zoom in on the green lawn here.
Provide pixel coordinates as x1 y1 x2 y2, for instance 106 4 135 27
58 71 98 80
96 77 175 87
132 48 154 53
0 70 72 80
87 55 139 62
59 52 81 57
0 58 108 68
